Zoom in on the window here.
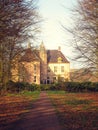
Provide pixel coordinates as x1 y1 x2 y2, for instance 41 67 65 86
53 77 56 83
47 77 50 79
61 66 64 72
48 67 50 72
53 77 56 80
34 76 36 82
54 66 57 72
34 64 36 73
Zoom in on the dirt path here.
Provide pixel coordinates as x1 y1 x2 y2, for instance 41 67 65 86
3 91 62 130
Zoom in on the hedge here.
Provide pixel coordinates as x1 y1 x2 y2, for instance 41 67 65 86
64 82 98 92
0 81 98 94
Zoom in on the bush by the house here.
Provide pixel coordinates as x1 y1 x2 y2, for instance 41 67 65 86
64 82 98 92
40 84 51 91
6 80 17 92
0 80 98 94
87 82 98 92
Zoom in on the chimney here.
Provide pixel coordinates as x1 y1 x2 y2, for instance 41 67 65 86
28 42 31 48
58 46 61 51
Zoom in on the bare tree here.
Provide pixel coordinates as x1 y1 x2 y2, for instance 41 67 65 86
63 0 98 81
0 0 41 89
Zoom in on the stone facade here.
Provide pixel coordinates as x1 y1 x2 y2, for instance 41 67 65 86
12 42 70 84
19 61 40 84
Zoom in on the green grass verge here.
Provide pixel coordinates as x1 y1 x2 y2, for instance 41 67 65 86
66 99 93 106
21 91 40 100
47 90 66 95
7 91 40 101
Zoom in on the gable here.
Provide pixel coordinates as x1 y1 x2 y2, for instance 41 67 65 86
47 50 69 63
20 48 40 62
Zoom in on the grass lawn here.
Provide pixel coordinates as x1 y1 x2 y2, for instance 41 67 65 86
0 91 40 128
48 91 98 130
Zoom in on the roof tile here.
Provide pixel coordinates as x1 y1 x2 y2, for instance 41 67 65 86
47 50 69 63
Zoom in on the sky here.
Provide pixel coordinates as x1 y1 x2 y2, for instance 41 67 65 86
37 0 78 68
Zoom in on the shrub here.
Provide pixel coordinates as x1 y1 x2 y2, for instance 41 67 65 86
0 83 4 95
30 84 40 91
64 82 80 92
4 80 98 93
6 81 33 93
87 82 98 92
14 82 24 92
64 82 98 92
40 84 51 91
6 80 16 92
94 82 98 91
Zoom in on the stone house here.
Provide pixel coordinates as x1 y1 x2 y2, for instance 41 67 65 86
12 42 70 84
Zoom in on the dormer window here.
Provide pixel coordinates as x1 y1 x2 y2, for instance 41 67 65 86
58 57 62 63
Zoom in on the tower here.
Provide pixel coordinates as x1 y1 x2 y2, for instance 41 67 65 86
40 41 47 84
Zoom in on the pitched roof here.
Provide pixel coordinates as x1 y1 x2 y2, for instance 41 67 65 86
47 50 69 63
20 47 69 64
20 48 40 62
